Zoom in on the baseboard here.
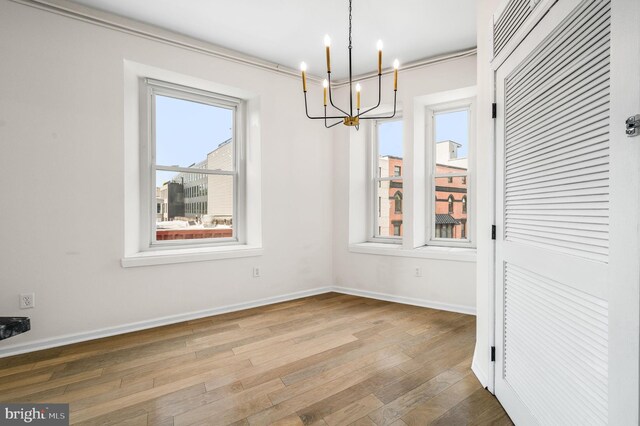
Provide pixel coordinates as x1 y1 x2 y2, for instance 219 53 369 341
0 287 332 358
0 285 476 358
472 357 490 391
333 286 477 316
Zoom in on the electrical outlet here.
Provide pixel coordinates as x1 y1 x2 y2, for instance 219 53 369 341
20 293 35 309
414 267 422 277
253 267 260 278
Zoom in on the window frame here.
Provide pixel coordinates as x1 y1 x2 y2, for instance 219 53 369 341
369 117 404 244
426 98 476 248
141 78 246 250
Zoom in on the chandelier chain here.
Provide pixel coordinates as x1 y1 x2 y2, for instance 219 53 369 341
348 0 352 49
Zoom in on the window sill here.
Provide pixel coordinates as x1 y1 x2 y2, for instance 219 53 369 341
348 242 476 262
121 244 263 268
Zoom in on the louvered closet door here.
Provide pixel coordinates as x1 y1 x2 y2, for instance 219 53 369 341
494 0 613 424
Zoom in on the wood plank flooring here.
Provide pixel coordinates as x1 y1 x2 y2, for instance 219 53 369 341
0 293 513 425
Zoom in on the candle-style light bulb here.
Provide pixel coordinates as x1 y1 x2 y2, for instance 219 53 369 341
300 62 307 92
376 40 383 75
356 83 361 110
393 59 399 91
323 79 328 106
324 34 331 73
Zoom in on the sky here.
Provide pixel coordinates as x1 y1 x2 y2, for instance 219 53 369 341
435 110 469 158
378 110 469 158
378 120 404 158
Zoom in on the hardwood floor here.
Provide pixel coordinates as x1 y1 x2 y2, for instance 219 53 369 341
0 293 513 425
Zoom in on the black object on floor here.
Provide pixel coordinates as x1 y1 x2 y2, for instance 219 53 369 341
0 317 30 340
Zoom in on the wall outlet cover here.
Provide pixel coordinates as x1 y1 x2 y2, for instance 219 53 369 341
20 293 35 309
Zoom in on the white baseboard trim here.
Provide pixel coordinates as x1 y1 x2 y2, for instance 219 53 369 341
0 287 332 358
472 357 490 391
0 285 476 358
333 286 476 316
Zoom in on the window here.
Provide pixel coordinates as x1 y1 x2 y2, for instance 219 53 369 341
394 191 403 213
428 97 474 246
145 79 242 246
372 119 403 240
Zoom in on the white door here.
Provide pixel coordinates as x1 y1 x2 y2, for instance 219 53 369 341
494 0 640 424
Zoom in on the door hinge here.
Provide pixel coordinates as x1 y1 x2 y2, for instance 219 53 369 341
491 346 496 362
491 103 497 119
491 225 496 240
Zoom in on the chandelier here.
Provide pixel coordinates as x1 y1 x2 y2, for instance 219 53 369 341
300 0 399 130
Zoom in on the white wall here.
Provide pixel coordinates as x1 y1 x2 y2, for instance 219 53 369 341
0 1 333 355
331 55 478 313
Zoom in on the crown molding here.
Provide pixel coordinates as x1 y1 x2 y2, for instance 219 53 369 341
10 0 477 86
331 48 477 87
10 0 303 78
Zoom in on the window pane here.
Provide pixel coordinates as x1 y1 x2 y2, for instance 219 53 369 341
155 171 233 241
434 175 468 240
377 120 403 177
376 179 403 238
434 110 468 174
155 95 234 171
433 108 469 241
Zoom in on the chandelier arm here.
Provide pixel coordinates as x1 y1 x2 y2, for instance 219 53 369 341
356 74 382 117
304 92 345 120
326 119 344 128
359 91 398 120
324 106 343 128
327 73 350 116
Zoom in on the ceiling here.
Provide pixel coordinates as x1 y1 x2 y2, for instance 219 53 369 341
70 0 477 79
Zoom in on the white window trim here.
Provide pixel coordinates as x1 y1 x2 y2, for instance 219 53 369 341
348 242 476 262
368 117 404 244
121 244 263 268
122 60 262 267
425 95 477 248
141 79 246 250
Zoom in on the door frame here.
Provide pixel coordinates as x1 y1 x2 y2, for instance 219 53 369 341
607 0 640 423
